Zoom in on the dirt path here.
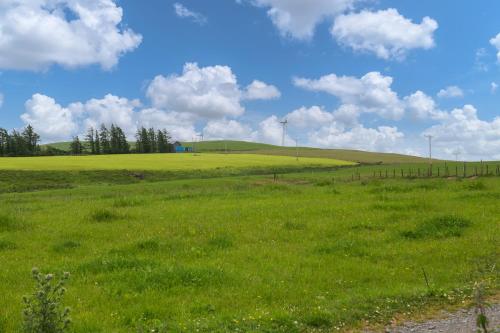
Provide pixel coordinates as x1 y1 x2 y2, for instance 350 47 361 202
363 304 500 333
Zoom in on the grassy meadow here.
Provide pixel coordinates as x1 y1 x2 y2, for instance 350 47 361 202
0 154 498 332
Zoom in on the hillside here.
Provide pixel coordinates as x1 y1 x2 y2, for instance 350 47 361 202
182 140 430 164
43 140 429 164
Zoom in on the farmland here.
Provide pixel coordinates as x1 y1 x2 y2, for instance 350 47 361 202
0 153 498 332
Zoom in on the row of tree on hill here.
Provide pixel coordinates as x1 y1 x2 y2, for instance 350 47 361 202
0 124 178 157
0 125 40 156
70 124 176 155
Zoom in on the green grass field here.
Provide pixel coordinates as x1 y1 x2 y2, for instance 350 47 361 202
0 153 354 171
0 157 498 332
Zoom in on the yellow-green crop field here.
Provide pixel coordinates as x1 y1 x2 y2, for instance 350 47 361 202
0 153 354 171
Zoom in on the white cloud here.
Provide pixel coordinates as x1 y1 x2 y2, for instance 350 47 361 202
489 33 500 62
243 80 281 100
203 119 253 141
252 115 292 145
249 0 358 40
491 82 498 94
423 105 500 160
80 94 141 136
285 106 334 129
146 63 245 119
294 71 405 120
0 0 142 71
405 90 446 120
437 86 464 99
331 9 438 60
309 124 404 152
21 94 80 142
174 3 207 25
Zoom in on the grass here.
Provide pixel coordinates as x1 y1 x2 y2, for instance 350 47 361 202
0 153 353 171
0 163 498 332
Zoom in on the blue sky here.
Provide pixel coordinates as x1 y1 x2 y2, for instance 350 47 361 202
1 0 500 160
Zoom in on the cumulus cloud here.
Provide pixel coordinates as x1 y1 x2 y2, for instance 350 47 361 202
21 94 80 142
138 109 197 141
423 105 500 160
146 63 245 119
437 86 464 98
285 106 334 129
243 80 281 100
331 9 437 60
252 115 292 145
294 71 405 120
174 3 207 25
405 91 446 120
203 119 253 141
0 0 142 71
309 124 404 152
249 0 358 40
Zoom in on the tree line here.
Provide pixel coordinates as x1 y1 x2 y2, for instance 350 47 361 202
0 125 40 156
0 124 177 157
71 124 175 155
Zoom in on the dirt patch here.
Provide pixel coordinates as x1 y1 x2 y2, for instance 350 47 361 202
363 304 500 333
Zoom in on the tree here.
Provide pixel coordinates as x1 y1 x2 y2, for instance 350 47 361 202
0 128 8 156
86 127 96 154
22 125 40 155
70 136 83 155
94 130 101 154
157 129 172 153
99 125 111 154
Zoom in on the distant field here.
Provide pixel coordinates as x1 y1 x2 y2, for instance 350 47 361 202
0 153 354 171
43 140 430 164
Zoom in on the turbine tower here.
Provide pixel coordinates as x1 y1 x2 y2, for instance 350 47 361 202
280 119 288 147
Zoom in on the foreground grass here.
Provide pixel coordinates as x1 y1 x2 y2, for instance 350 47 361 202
0 153 353 171
0 167 498 332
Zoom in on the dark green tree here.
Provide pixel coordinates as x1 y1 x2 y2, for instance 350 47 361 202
70 136 83 155
99 125 111 154
86 127 96 154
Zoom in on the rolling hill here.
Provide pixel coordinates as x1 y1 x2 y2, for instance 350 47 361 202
43 140 430 164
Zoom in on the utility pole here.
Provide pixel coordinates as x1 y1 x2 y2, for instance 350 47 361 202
424 135 433 176
280 119 288 147
295 138 299 161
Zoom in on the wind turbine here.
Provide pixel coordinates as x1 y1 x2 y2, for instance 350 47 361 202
280 119 288 147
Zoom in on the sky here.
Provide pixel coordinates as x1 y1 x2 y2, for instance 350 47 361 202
1 0 500 160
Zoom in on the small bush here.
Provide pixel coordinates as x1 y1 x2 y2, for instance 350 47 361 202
402 215 472 239
22 268 71 333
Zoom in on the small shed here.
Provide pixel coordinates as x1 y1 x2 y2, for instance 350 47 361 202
174 142 193 153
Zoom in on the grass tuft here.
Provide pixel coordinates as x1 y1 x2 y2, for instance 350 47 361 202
402 215 472 239
88 209 120 223
52 241 81 252
0 239 17 251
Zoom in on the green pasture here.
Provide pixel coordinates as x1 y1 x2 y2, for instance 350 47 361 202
0 163 498 332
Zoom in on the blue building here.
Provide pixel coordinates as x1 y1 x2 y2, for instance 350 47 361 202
174 142 193 153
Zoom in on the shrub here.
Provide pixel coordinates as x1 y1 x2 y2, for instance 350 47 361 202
22 268 71 333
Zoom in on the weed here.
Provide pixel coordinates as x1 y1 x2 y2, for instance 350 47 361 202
136 239 161 251
207 234 233 250
473 282 490 333
22 268 71 333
